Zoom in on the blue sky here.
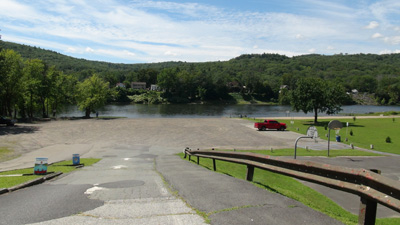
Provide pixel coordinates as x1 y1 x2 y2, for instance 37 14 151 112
1 0 400 63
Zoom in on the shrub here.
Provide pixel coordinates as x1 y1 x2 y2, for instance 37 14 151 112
350 129 353 136
386 136 391 143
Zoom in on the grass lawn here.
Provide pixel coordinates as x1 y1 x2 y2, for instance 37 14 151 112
179 153 400 225
248 117 400 155
215 148 382 157
0 158 101 189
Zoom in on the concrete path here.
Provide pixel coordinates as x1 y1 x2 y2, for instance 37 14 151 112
156 155 343 225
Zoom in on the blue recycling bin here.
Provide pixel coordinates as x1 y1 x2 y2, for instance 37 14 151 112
73 154 80 165
336 135 341 142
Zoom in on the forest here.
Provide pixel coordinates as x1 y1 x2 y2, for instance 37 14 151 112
1 40 400 118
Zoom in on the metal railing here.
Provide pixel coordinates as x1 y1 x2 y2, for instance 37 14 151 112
184 149 400 225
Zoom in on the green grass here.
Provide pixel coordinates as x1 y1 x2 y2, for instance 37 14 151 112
216 148 381 157
179 153 400 225
341 111 400 117
249 117 400 155
0 158 101 188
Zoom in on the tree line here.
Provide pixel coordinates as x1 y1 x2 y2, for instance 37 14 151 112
1 40 400 120
0 49 109 119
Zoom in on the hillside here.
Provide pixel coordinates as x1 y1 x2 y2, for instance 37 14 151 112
1 40 400 105
0 41 187 74
2 40 400 79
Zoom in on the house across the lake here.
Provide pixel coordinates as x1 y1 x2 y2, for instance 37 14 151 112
131 82 146 89
116 82 126 88
150 84 160 91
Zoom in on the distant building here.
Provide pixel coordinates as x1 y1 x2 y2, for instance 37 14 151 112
116 82 126 88
150 84 160 91
131 82 146 89
279 85 288 94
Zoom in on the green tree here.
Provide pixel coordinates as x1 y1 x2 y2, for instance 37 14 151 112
157 68 178 95
290 77 347 123
350 75 377 93
48 72 77 117
75 74 109 118
23 59 48 118
0 49 23 117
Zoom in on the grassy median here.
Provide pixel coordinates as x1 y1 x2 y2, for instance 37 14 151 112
180 153 399 225
0 158 101 189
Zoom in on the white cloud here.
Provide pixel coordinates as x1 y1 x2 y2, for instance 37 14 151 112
384 36 400 45
66 47 77 53
296 34 306 40
370 0 400 26
123 50 136 57
85 47 95 53
379 49 400 54
308 48 316 53
327 46 335 50
1 0 400 63
164 51 178 56
372 33 383 38
365 21 379 29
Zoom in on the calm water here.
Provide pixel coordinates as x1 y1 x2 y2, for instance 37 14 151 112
58 104 400 118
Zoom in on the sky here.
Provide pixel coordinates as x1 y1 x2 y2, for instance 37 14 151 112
1 0 400 64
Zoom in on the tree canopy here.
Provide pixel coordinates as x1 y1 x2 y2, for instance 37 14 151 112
290 77 348 123
75 74 109 118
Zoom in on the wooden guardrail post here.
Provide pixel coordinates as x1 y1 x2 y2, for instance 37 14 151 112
213 159 216 171
246 165 254 181
212 148 216 171
197 156 200 165
358 169 381 225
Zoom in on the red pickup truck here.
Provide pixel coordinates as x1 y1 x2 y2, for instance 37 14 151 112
254 120 286 131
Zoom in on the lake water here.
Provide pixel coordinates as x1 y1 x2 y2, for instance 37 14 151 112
59 104 400 118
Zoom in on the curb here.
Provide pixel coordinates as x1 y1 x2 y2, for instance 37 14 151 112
1 172 63 195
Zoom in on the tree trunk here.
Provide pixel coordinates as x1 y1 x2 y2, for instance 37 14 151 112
314 107 318 124
85 108 91 118
42 100 46 118
29 91 34 119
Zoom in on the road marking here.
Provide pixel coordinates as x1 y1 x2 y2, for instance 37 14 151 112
112 165 127 169
84 186 107 195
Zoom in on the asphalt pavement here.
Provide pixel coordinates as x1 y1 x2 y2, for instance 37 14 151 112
1 118 399 224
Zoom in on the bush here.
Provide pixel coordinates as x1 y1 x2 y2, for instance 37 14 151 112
386 136 391 143
350 129 353 136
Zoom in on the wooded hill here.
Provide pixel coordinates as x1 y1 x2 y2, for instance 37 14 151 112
1 40 400 105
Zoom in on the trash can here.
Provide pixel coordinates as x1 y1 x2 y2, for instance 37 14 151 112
336 135 341 142
34 158 48 175
73 154 80 165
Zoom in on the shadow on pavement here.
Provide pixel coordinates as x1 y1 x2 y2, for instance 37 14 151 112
0 125 40 136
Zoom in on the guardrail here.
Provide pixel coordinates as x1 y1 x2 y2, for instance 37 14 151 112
184 149 400 225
